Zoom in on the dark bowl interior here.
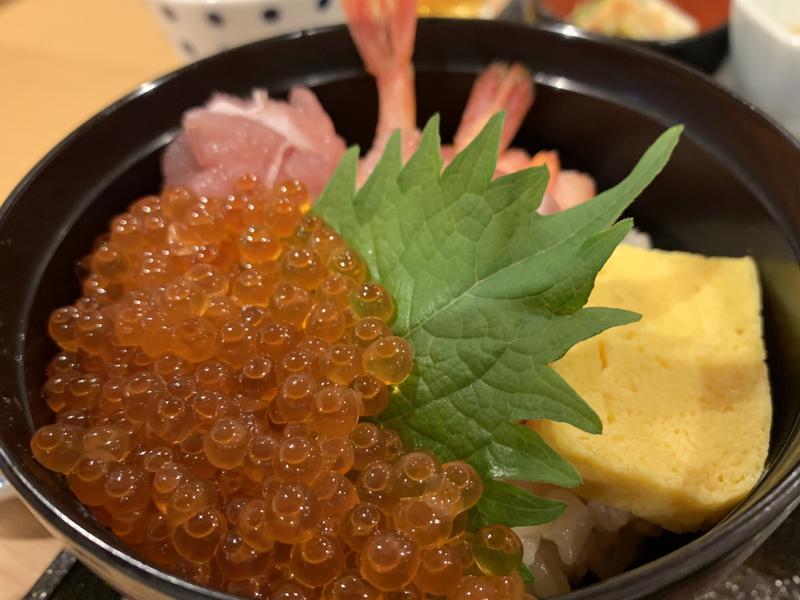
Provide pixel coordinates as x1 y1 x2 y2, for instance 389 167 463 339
1 19 800 600
536 0 731 73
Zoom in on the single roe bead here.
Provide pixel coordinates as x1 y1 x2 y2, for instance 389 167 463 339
314 471 358 520
278 180 311 213
318 273 355 310
355 461 395 511
262 480 320 544
393 495 453 549
31 424 84 474
328 248 366 284
453 576 500 600
413 546 460 595
290 534 346 587
351 283 395 323
363 337 413 385
281 247 326 290
322 574 383 600
204 417 252 469
172 317 217 363
91 243 129 282
309 225 345 261
234 269 273 307
259 321 298 362
306 302 347 343
322 344 364 386
351 423 388 471
171 507 227 563
242 434 277 483
184 263 229 296
270 283 313 329
215 532 270 582
48 306 80 351
352 374 389 417
83 425 131 462
166 479 217 525
473 525 524 576
238 355 277 408
360 530 422 591
312 385 360 437
237 499 277 553
103 465 150 516
239 225 283 264
274 434 323 484
495 573 525 600
217 320 257 369
340 502 387 553
68 456 110 506
390 451 440 499
148 395 195 443
442 461 483 511
319 435 355 474
352 318 389 348
276 373 317 423
272 582 320 600
385 587 424 600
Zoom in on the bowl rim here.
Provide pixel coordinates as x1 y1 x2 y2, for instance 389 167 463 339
1 17 800 600
534 0 730 48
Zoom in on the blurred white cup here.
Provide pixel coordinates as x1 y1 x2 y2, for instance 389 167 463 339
145 0 347 61
730 0 800 138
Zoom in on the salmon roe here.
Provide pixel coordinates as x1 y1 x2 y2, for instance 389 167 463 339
33 179 526 599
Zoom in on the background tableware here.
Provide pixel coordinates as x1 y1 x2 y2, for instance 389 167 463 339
533 0 731 73
730 0 800 138
145 0 346 60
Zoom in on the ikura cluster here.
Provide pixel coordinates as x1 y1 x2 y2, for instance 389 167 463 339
32 178 527 599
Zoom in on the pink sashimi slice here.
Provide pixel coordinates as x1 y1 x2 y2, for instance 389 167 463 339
162 87 346 199
162 133 201 187
182 110 290 196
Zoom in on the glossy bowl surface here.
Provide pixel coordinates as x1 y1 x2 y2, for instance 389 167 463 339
1 19 799 600
536 0 731 73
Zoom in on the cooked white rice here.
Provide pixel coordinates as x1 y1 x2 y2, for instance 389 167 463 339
513 487 662 597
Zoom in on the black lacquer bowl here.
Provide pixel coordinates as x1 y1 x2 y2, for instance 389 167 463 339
0 20 799 600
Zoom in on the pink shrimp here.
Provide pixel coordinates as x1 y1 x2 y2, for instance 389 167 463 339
530 150 561 194
344 0 537 183
162 0 600 216
342 0 420 182
453 63 535 154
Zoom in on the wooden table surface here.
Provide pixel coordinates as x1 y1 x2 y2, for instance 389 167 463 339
0 0 180 201
0 0 179 596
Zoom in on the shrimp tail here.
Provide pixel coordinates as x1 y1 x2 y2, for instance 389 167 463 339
453 62 535 152
342 0 418 141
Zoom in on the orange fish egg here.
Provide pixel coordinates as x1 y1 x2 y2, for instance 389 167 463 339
31 180 524 599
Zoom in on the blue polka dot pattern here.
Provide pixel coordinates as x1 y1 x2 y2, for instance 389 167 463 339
207 12 224 26
181 40 195 56
263 7 281 22
318 0 330 9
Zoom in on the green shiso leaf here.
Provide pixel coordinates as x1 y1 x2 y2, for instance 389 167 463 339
518 563 535 584
315 114 682 527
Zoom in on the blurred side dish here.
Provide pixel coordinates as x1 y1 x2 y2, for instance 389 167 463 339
570 0 700 40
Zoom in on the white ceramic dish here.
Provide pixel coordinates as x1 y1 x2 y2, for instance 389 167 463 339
145 0 347 60
730 0 800 138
